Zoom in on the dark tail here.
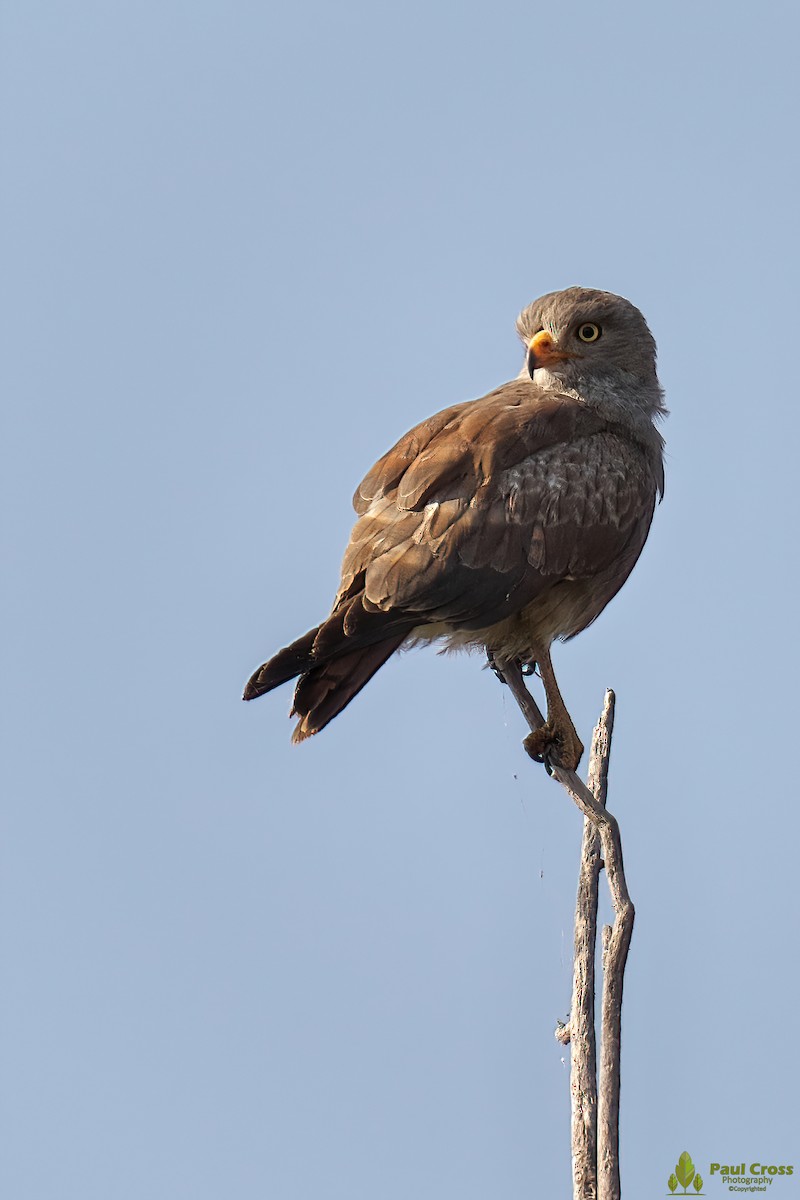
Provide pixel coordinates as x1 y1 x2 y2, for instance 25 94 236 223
288 635 406 742
243 601 411 741
243 627 320 700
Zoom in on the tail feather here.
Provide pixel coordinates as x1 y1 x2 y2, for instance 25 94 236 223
290 635 406 742
243 596 414 739
243 627 320 700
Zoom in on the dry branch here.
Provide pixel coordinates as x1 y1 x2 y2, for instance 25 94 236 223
502 667 634 1200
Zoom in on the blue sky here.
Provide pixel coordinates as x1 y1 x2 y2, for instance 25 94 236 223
2 2 799 1196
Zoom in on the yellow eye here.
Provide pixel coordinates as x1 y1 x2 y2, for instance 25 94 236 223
577 323 601 343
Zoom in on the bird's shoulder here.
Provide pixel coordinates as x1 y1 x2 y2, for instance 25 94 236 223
353 379 607 516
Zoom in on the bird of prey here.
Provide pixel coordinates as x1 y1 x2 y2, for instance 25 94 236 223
244 287 665 769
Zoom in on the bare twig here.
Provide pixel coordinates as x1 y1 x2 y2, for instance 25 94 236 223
503 667 634 1200
567 696 612 1199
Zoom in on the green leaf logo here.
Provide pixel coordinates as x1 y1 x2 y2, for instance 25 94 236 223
693 1175 703 1194
676 1152 696 1191
668 1173 678 1193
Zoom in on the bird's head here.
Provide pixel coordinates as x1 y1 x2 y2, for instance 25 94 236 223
516 287 662 411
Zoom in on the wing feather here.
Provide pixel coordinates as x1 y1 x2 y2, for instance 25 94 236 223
335 380 660 635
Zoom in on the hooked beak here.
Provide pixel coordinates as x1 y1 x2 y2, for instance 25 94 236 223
527 330 571 379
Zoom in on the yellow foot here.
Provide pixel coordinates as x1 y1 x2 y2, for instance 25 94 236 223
523 721 584 773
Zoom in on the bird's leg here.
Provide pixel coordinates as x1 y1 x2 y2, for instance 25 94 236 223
486 649 507 683
522 646 584 772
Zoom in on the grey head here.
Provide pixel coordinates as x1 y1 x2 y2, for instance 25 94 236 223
516 286 664 416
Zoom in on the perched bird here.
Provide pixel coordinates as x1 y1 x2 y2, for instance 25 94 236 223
244 287 666 769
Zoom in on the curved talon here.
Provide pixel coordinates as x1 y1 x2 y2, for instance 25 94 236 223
526 744 555 776
487 652 539 684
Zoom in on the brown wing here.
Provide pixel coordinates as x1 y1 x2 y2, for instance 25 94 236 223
355 381 608 513
335 379 660 637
